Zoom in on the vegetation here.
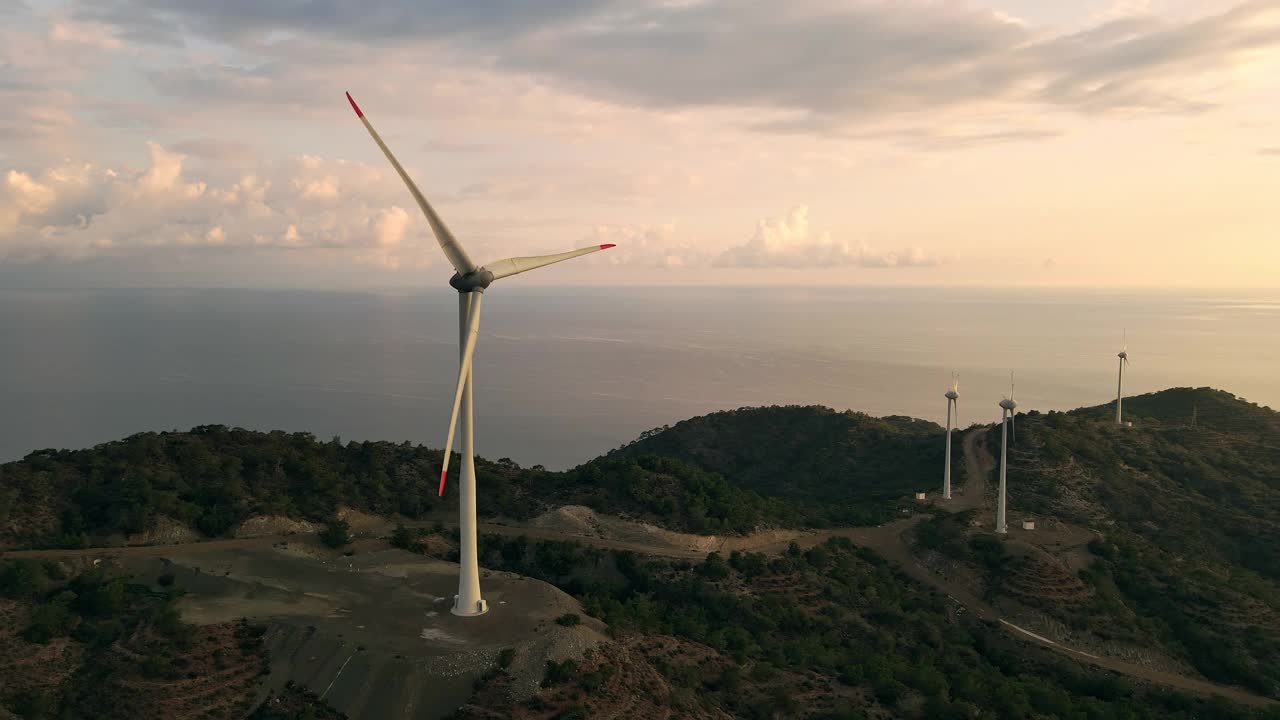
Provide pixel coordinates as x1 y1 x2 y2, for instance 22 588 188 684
319 517 352 549
590 406 955 527
249 681 346 720
390 523 418 550
0 559 271 719
472 533 1270 719
0 426 532 548
981 388 1280 698
0 407 955 548
3 387 1277 716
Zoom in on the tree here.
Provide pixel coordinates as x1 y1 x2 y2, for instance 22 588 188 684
0 559 48 599
700 552 730 580
320 517 351 549
391 523 416 550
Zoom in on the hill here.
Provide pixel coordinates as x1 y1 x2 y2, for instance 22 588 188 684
450 533 1270 719
0 426 528 549
939 387 1280 697
3 391 1280 717
568 405 953 528
0 406 955 548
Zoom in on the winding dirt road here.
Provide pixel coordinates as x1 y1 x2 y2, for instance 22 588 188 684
5 428 1273 708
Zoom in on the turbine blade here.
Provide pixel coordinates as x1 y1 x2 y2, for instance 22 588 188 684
487 244 616 281
345 92 477 275
1011 412 1016 443
439 292 485 496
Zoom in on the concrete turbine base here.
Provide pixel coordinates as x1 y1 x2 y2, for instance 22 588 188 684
452 596 489 617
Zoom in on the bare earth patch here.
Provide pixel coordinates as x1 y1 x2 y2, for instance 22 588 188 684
523 505 806 555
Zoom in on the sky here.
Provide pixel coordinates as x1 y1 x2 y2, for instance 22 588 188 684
2 0 1279 289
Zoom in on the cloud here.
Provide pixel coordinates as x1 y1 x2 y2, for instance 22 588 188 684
69 0 1280 130
1259 147 1280 156
585 223 702 269
373 206 410 248
0 142 432 269
716 206 943 269
168 137 259 168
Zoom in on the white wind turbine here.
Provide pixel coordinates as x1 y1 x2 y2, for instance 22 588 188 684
942 373 959 500
347 92 616 617
996 373 1017 534
1115 330 1130 426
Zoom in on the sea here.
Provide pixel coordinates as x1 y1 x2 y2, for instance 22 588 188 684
1 286 1277 469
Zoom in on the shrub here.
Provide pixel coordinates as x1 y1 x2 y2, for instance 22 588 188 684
320 518 351 549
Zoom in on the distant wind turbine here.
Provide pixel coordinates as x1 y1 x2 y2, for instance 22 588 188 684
996 373 1017 534
943 374 959 501
347 92 615 617
1115 330 1130 426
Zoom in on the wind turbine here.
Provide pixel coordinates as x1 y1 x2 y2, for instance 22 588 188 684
1115 330 1130 426
942 373 959 500
996 373 1017 534
346 92 615 617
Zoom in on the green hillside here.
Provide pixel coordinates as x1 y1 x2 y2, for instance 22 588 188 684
985 388 1280 697
0 406 954 548
0 427 533 548
457 533 1270 719
585 405 953 527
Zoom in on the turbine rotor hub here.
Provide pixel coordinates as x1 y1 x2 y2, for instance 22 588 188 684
449 268 495 292
999 398 1017 410
945 391 959 400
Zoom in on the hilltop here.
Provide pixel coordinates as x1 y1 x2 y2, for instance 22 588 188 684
913 387 1280 699
556 406 952 531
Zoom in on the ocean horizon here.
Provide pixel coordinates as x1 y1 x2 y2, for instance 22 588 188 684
3 285 1277 469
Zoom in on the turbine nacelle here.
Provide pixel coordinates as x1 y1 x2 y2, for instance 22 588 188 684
449 269 496 293
1001 371 1017 410
945 390 959 400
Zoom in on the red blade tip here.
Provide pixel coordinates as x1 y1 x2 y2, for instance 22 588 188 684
599 243 616 250
345 91 363 118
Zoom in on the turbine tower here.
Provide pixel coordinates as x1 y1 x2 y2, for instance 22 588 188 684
942 374 959 500
1115 330 1130 426
996 374 1017 534
347 92 615 617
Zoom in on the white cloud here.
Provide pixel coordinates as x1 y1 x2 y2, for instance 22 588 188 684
716 206 944 269
138 142 205 198
585 222 703 269
0 142 433 270
373 206 410 248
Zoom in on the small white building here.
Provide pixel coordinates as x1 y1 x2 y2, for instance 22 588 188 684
1022 519 1036 530
915 492 927 501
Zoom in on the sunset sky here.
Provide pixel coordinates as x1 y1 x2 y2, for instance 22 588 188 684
2 0 1279 288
